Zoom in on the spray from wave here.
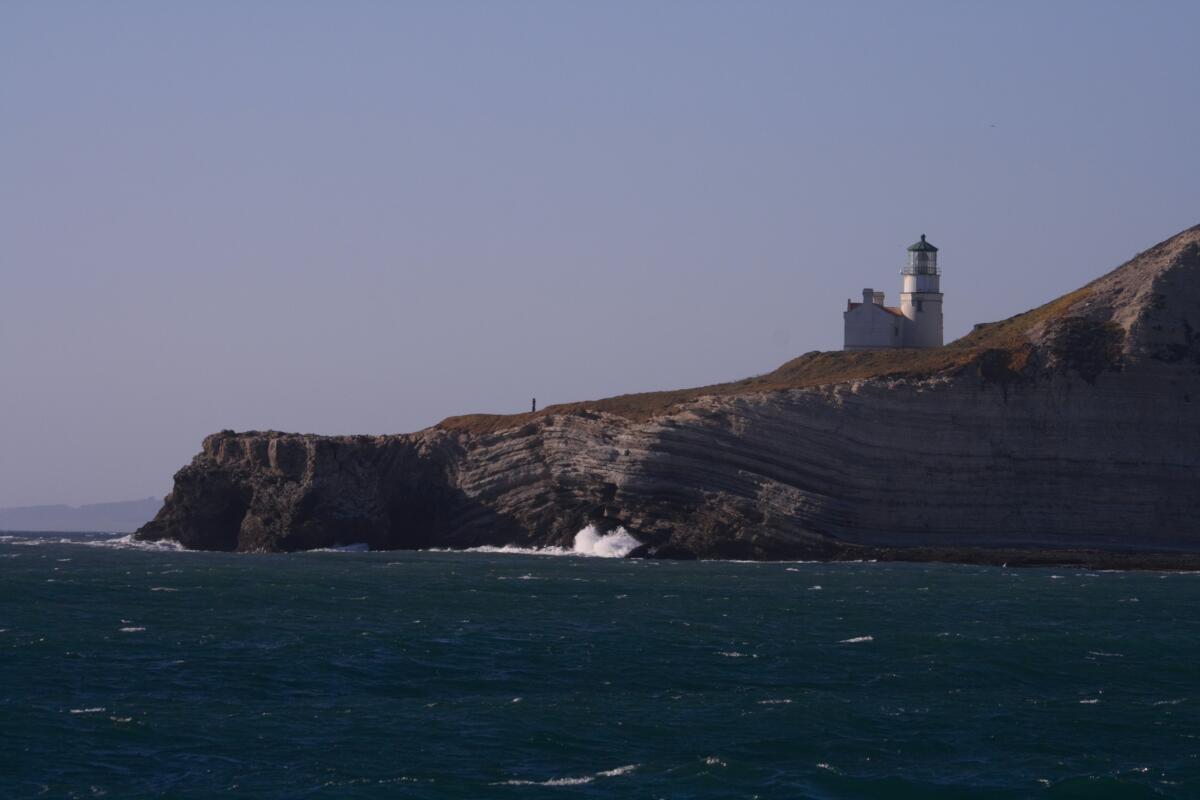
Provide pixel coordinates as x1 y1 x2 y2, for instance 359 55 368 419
448 524 642 559
571 524 641 557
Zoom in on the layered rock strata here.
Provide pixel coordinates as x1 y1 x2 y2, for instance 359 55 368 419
138 225 1200 560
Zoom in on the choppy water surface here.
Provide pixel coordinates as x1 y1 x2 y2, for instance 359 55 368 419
1 532 1197 798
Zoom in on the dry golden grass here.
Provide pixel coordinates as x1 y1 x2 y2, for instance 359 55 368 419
437 284 1097 434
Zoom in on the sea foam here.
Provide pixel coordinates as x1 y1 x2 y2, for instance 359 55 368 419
88 534 186 552
493 763 638 786
571 524 641 557
4 533 185 551
304 543 370 553
497 776 594 786
450 524 642 559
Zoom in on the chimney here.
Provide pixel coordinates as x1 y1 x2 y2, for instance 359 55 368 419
863 289 884 305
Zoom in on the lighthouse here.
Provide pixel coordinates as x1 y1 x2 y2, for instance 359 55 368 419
842 234 945 350
898 234 943 347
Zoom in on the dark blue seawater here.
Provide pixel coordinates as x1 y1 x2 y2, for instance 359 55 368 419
2 532 1197 799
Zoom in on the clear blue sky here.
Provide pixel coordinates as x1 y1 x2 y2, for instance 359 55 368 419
2 1 1198 507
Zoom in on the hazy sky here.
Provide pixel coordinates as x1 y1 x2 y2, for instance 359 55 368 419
3 1 1199 507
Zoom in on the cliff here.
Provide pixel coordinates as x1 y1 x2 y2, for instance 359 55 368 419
137 224 1200 562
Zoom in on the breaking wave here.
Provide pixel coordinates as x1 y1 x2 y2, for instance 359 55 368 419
91 534 186 552
303 543 370 553
493 763 639 786
450 544 573 556
446 524 642 559
2 533 186 552
572 525 641 557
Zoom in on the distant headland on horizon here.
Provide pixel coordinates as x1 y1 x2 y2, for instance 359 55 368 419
0 497 160 534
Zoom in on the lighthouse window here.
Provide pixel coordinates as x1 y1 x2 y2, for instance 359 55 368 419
917 300 924 312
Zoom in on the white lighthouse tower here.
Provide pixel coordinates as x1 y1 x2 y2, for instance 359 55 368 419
899 234 943 347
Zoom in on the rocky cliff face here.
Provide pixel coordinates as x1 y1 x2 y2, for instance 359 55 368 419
137 225 1200 558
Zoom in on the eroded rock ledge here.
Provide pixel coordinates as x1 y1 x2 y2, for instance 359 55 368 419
137 225 1200 564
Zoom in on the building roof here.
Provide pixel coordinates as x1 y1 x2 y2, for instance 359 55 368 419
907 234 938 253
847 301 906 317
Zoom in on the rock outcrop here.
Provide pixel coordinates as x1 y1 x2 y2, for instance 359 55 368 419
137 225 1200 560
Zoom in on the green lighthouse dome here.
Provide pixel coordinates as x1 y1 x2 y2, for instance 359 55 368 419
907 234 938 253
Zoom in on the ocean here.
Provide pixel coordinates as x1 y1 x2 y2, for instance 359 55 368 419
1 531 1196 799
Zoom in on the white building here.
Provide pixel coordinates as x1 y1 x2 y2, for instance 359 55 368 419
843 234 944 350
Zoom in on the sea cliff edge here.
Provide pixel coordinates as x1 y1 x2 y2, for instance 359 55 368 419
137 225 1200 567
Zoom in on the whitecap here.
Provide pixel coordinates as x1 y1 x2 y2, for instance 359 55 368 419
303 543 369 553
596 764 637 777
86 535 187 552
436 524 642 559
149 587 178 592
1079 698 1100 704
444 545 572 556
494 763 639 786
704 756 726 766
69 707 106 714
495 777 594 787
840 635 874 644
758 699 792 705
118 626 146 633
